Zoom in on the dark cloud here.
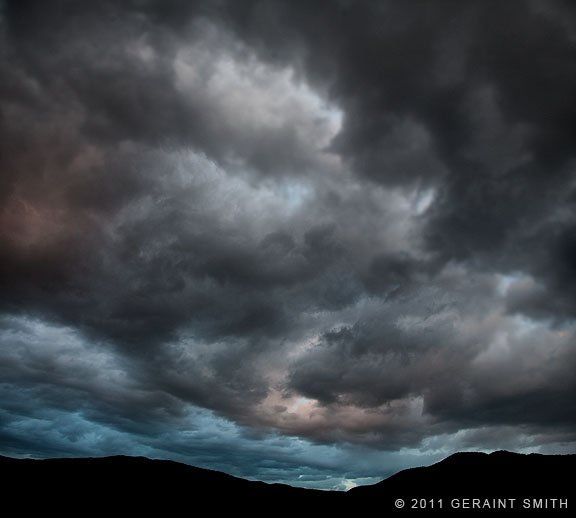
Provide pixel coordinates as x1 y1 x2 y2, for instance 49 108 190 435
1 0 575 487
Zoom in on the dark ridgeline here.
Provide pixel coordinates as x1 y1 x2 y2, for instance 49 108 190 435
348 450 573 514
1 454 341 513
1 451 572 515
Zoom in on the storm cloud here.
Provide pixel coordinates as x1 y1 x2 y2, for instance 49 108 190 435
1 0 575 488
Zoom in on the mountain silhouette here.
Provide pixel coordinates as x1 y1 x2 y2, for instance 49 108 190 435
348 450 573 514
1 451 572 515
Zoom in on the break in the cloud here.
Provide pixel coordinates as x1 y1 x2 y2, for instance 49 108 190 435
0 0 575 489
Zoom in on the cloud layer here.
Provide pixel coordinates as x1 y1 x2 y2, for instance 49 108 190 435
1 0 575 488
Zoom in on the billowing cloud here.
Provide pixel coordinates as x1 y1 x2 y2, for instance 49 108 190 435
1 0 575 488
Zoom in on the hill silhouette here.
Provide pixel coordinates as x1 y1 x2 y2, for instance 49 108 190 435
1 451 572 515
348 450 573 514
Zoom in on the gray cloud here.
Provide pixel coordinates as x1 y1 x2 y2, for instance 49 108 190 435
0 0 575 487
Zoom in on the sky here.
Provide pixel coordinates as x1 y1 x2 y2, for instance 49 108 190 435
1 0 575 491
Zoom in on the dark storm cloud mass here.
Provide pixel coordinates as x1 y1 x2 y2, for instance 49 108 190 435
1 0 575 488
